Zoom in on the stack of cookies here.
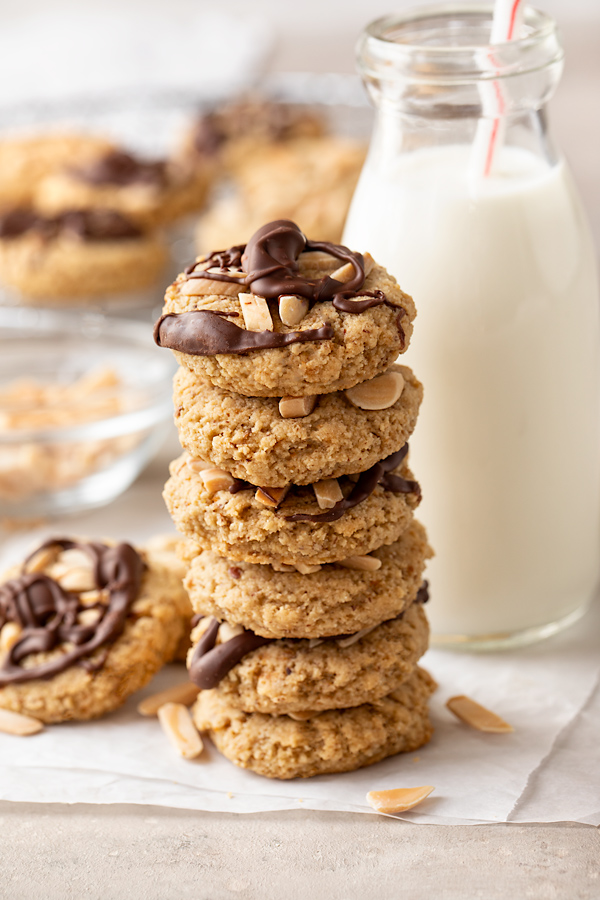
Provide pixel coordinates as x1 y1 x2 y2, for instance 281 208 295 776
154 219 435 780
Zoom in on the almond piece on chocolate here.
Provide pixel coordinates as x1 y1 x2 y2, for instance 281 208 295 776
345 371 405 411
313 478 343 509
279 396 317 418
199 467 236 494
239 293 273 331
279 294 309 326
338 555 382 572
446 695 514 733
255 486 289 508
367 786 434 815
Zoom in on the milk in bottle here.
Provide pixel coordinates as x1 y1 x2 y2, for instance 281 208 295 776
344 7 600 646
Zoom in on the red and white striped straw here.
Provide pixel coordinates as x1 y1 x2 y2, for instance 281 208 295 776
471 0 525 179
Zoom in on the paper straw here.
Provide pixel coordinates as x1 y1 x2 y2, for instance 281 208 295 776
469 0 525 181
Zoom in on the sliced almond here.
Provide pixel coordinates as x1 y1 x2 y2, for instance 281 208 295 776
367 786 434 815
295 563 322 575
288 710 316 721
338 555 382 572
336 624 378 649
279 295 309 326
180 278 242 298
345 371 405 411
57 548 93 570
187 458 213 475
25 546 59 574
206 267 245 278
157 702 204 759
313 478 343 510
199 467 235 494
278 396 317 418
77 608 102 626
0 708 44 736
218 622 245 643
0 622 22 654
307 638 324 649
330 252 374 283
79 589 109 607
58 567 97 593
255 486 289 508
446 695 514 733
239 293 273 332
137 682 200 716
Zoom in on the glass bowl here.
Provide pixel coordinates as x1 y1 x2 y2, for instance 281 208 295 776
0 307 175 519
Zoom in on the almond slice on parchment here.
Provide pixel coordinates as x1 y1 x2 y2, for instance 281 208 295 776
446 695 514 733
367 786 435 814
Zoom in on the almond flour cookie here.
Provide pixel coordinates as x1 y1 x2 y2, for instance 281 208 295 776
0 208 167 300
195 136 365 249
173 363 422 487
164 448 421 567
193 666 436 780
35 149 210 228
154 220 415 397
187 602 429 714
184 521 431 639
0 537 189 723
0 133 115 208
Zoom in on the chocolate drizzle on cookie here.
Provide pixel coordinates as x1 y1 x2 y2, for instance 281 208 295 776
284 445 420 523
0 208 143 242
0 539 144 686
188 592 427 690
154 220 407 356
154 310 334 356
72 150 168 189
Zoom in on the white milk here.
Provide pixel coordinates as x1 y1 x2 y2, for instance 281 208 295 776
344 144 600 639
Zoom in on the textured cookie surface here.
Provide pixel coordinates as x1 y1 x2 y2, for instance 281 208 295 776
193 666 436 780
161 252 415 398
174 363 422 487
0 544 189 723
189 602 429 714
165 452 421 566
184 520 431 638
0 231 167 300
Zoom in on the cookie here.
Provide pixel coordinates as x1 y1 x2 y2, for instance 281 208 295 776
193 666 436 779
155 220 415 397
164 449 421 566
0 537 189 723
195 136 365 249
173 363 422 487
0 133 115 208
0 208 167 300
180 98 325 177
143 533 194 662
183 520 431 638
187 601 429 714
35 149 209 228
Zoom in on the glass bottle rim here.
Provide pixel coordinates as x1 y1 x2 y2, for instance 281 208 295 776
359 3 563 83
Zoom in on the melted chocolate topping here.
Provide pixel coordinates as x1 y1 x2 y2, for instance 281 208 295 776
0 539 144 686
72 150 168 188
153 310 334 356
0 208 142 242
155 221 407 357
285 445 420 523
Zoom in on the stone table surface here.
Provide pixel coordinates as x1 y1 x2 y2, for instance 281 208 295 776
1 12 599 900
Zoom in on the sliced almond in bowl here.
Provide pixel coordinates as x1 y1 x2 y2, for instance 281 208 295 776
446 695 514 733
367 786 435 814
345 371 405 411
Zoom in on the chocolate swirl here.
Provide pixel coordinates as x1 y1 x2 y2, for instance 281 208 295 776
155 220 406 356
284 445 420 523
72 150 168 189
0 208 143 242
0 539 144 686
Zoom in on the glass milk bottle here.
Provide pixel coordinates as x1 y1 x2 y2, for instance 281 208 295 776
344 5 600 648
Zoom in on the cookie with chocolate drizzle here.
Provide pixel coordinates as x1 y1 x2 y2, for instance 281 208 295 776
155 220 416 397
0 537 190 723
